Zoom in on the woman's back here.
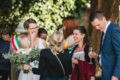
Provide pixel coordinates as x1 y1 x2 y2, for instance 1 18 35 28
32 48 72 78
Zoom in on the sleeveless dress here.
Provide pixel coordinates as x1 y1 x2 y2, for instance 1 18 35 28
18 38 45 80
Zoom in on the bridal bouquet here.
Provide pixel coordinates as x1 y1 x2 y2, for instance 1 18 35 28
3 47 40 73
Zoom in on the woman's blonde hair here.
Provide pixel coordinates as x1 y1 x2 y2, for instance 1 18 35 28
49 30 64 55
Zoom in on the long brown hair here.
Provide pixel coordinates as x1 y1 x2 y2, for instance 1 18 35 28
63 16 79 39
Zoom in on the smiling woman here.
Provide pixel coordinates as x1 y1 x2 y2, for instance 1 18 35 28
69 26 95 80
18 18 46 80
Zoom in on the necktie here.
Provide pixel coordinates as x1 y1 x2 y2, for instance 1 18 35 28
101 32 104 44
99 32 104 66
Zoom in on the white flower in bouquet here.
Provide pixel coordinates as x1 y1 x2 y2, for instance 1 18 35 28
16 48 32 55
16 48 26 54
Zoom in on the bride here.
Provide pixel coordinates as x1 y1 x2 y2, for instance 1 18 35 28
18 18 46 80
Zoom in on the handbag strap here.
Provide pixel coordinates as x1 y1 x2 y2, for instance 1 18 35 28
55 55 66 76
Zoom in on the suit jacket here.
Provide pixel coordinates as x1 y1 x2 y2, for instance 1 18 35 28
100 22 120 80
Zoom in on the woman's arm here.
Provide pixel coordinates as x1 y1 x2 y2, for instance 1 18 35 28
32 49 46 74
24 49 46 75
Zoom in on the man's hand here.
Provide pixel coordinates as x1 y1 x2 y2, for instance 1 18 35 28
111 76 118 80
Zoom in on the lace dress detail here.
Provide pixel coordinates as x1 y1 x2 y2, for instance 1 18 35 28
18 38 45 80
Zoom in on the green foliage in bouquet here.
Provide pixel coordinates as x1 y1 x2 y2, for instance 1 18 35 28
28 47 40 62
3 47 40 70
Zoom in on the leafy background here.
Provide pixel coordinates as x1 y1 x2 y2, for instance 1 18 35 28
0 0 89 34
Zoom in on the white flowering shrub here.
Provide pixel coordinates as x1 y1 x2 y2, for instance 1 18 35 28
0 0 88 34
9 0 76 34
27 0 76 34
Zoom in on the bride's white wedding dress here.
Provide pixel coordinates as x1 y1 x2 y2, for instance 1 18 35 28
18 38 45 80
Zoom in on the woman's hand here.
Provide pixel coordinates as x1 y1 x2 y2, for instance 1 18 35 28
72 59 78 64
29 31 38 48
23 64 32 70
88 52 98 59
29 31 37 41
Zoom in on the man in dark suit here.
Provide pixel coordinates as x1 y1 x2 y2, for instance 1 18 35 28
0 28 11 80
89 11 120 80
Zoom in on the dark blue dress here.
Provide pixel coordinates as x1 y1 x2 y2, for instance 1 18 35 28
0 38 11 71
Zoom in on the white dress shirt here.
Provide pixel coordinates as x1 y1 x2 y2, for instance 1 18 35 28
99 21 111 66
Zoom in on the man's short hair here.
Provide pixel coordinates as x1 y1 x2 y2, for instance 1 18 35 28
89 11 105 22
